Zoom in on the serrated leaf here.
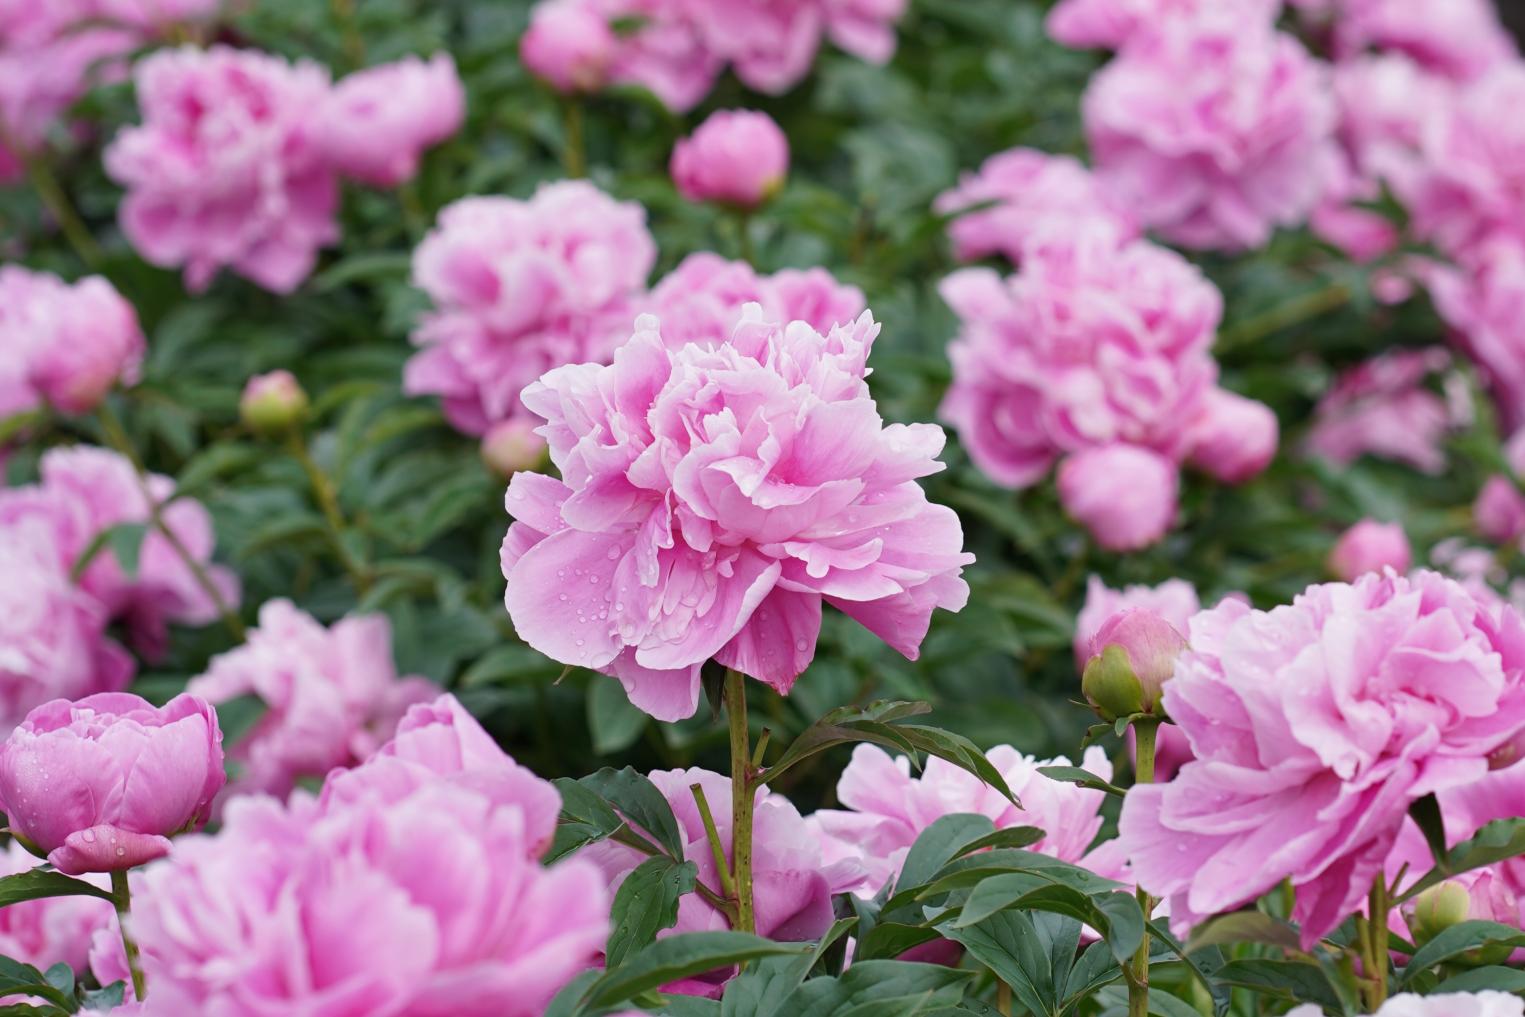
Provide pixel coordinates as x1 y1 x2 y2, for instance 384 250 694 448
606 857 697 968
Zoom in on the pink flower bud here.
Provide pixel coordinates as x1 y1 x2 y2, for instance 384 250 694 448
480 418 547 477
1057 445 1179 552
1083 608 1188 716
1328 519 1412 581
670 110 790 210
240 370 308 436
520 1 618 94
1476 475 1525 545
0 693 225 875
1186 388 1279 484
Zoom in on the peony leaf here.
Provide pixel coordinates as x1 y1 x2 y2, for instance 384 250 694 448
586 679 648 755
1408 793 1448 866
1399 920 1525 986
895 814 997 893
578 766 687 860
1397 818 1525 903
1036 765 1126 798
766 960 973 1016
761 700 930 786
0 957 74 1011
0 868 114 908
1185 912 1302 954
578 932 807 1012
605 856 697 968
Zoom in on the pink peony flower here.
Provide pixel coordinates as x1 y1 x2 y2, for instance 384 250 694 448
1083 16 1339 251
1305 347 1456 474
318 54 465 188
94 0 225 28
1119 571 1525 946
521 0 619 93
671 109 789 210
1185 388 1280 485
642 252 865 350
1328 519 1413 581
810 743 1116 898
821 0 907 64
0 266 145 418
0 446 241 658
1058 445 1180 553
0 692 224 875
481 417 549 477
933 147 1139 265
105 45 339 293
1074 576 1201 671
1306 0 1516 83
1288 994 1522 1017
186 599 437 804
1478 475 1525 548
1046 0 1278 51
126 782 608 1017
580 766 856 995
502 306 972 721
0 841 112 979
404 181 655 437
1428 238 1525 433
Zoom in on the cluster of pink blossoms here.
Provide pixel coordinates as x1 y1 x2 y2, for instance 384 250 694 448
105 46 464 293
0 447 238 730
940 234 1278 551
0 266 144 421
520 0 907 111
502 306 973 721
1305 347 1462 475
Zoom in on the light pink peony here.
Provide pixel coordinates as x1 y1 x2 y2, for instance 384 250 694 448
502 306 972 721
1328 519 1412 581
933 147 1139 265
404 181 655 436
0 841 112 979
318 54 465 188
94 0 225 28
0 446 241 658
1428 238 1525 433
187 600 436 804
1288 994 1522 1017
821 0 907 64
810 744 1116 898
105 45 339 293
521 0 620 93
1058 445 1179 553
671 109 789 209
1185 388 1280 485
0 266 145 418
1046 0 1278 51
1304 0 1516 83
1305 347 1456 474
0 692 224 875
643 252 865 350
125 782 608 1017
1083 16 1339 251
1119 570 1525 946
1074 576 1201 671
1476 431 1525 549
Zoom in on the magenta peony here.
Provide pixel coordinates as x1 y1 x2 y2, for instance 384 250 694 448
1075 577 1201 671
1476 432 1525 550
1306 348 1456 474
1046 0 1278 51
0 446 241 658
1083 16 1339 251
404 181 656 437
1084 608 1188 714
521 0 619 93
0 266 145 418
1328 519 1413 581
187 600 437 804
1119 571 1525 946
502 306 972 721
933 147 1139 265
318 54 465 188
809 744 1116 898
671 109 790 210
0 692 224 875
105 45 339 294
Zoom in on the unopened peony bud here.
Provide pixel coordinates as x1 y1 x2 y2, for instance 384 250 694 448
1057 445 1179 552
1476 475 1525 545
520 1 618 94
480 419 547 477
1407 875 1518 964
1328 519 1412 581
1082 608 1188 719
240 370 308 437
671 110 790 210
1407 881 1472 945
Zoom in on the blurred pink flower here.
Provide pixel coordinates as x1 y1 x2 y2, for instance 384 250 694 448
934 147 1139 265
821 0 907 63
0 692 224 875
1287 993 1522 1017
0 446 240 659
520 0 619 93
502 307 972 721
1328 519 1412 581
1306 348 1455 474
1058 445 1180 552
404 181 655 436
1302 0 1516 82
319 53 465 188
0 841 112 982
0 266 144 418
1084 16 1339 251
671 109 789 209
1428 238 1525 433
1120 571 1525 946
1185 388 1280 485
481 417 549 477
105 45 339 293
810 744 1116 898
187 600 436 804
1046 0 1278 51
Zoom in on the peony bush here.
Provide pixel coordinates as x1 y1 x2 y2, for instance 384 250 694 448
3 0 1525 1015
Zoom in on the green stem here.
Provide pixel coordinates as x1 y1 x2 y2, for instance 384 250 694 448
330 0 365 68
25 154 101 268
1365 879 1390 1011
111 870 147 1002
1216 282 1352 354
1128 718 1161 1017
725 669 755 934
285 431 370 594
735 211 755 265
563 98 586 178
690 782 736 899
97 402 246 640
996 980 1012 1015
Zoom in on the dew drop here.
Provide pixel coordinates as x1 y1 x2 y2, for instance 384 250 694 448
794 639 809 652
589 576 599 585
558 594 568 602
115 847 126 858
81 830 96 844
607 547 621 560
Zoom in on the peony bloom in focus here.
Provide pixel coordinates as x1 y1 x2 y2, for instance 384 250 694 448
1083 16 1339 251
0 446 241 659
1046 0 1278 51
1328 519 1412 581
1288 993 1522 1017
502 306 973 721
404 181 656 437
0 693 224 875
1119 570 1525 946
810 744 1117 898
318 54 466 188
521 0 619 93
671 109 789 210
187 600 437 804
933 147 1139 265
105 46 339 293
0 267 145 418
1306 347 1457 475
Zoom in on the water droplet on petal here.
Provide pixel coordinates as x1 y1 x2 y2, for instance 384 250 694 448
607 547 621 560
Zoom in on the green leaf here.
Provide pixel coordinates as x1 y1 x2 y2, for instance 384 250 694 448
895 814 997 893
1185 911 1302 954
70 522 149 581
1090 892 1146 966
579 767 687 860
577 932 807 1012
0 868 115 908
762 701 930 785
1212 959 1344 1009
1408 793 1447 866
938 910 1064 1017
0 957 74 1010
1431 966 1525 993
605 856 697 968
214 694 268 747
40 964 71 1000
587 680 648 755
770 960 973 1017
547 777 629 863
1399 819 1525 902
78 981 125 1012
1400 920 1525 985
1035 765 1126 798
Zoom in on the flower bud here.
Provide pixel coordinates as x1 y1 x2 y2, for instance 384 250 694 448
240 370 308 437
1082 608 1188 718
520 1 618 94
1328 519 1412 581
1407 881 1472 945
670 110 790 210
480 418 548 477
1406 874 1518 964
